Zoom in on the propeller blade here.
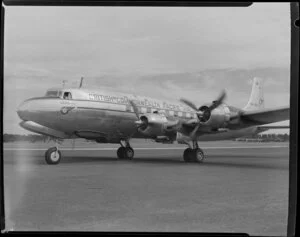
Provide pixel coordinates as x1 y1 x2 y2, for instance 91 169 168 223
209 90 226 110
129 100 140 119
179 98 199 112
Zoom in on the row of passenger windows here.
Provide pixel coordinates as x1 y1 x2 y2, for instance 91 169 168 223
127 106 196 119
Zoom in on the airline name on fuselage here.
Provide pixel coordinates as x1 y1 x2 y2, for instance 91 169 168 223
88 93 193 113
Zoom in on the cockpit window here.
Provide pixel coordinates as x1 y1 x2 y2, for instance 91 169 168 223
45 90 59 97
45 90 64 98
63 92 72 100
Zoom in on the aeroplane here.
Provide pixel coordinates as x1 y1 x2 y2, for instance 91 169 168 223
17 77 289 165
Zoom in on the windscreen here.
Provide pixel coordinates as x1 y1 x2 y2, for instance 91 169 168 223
45 90 62 97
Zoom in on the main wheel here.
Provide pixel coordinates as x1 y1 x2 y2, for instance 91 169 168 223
192 148 205 163
45 147 62 165
124 147 134 160
183 148 193 162
117 147 126 159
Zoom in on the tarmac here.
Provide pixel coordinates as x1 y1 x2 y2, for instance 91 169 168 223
3 141 289 235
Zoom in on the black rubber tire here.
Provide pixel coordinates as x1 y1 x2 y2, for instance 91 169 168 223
117 147 126 159
183 148 193 162
45 147 62 165
124 147 134 160
192 148 205 163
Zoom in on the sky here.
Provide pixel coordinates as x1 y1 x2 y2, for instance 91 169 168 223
3 3 291 135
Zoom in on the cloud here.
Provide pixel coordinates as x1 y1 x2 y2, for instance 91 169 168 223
4 3 290 74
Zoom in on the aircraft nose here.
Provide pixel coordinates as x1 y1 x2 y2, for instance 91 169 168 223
17 100 32 121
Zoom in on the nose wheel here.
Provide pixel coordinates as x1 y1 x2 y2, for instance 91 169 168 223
45 147 62 165
183 141 205 163
117 140 134 160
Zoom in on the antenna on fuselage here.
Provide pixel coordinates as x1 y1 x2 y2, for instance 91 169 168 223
79 77 84 89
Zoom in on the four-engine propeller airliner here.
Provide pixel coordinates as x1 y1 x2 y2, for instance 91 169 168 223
17 77 289 165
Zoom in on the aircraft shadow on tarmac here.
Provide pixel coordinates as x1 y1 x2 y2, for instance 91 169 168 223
52 156 288 170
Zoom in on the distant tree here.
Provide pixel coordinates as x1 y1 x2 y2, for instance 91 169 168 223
3 133 46 143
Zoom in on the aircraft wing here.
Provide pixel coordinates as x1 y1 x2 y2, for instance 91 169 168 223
181 106 290 135
240 106 290 125
256 125 289 133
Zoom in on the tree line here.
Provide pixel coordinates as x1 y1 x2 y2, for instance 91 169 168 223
236 133 289 142
3 134 49 143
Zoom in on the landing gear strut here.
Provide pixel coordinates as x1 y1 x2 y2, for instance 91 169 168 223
183 141 205 163
117 140 134 160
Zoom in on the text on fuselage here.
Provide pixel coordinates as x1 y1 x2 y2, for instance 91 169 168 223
88 93 193 113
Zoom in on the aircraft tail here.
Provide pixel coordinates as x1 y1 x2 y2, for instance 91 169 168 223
243 77 264 111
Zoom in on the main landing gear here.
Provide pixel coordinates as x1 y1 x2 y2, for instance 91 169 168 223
117 140 134 160
183 141 205 163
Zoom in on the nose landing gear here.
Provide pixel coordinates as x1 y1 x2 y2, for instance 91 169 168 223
45 138 63 165
183 141 205 163
117 140 134 160
45 146 62 165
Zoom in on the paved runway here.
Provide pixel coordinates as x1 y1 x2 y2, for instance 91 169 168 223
3 142 289 235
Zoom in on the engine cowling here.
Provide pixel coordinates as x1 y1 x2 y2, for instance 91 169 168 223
198 104 231 129
138 113 169 137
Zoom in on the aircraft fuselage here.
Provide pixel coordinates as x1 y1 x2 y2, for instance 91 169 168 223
17 87 260 142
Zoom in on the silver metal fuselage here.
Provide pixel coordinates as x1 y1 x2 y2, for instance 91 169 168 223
17 87 260 142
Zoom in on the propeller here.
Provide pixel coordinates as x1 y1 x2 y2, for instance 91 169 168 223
180 90 227 120
129 100 140 119
129 100 148 129
179 99 204 116
208 89 226 110
180 90 226 139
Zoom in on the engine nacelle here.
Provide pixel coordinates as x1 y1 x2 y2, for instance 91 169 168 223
198 104 231 129
138 113 169 137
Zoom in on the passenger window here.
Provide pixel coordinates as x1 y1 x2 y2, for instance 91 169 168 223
63 92 72 100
